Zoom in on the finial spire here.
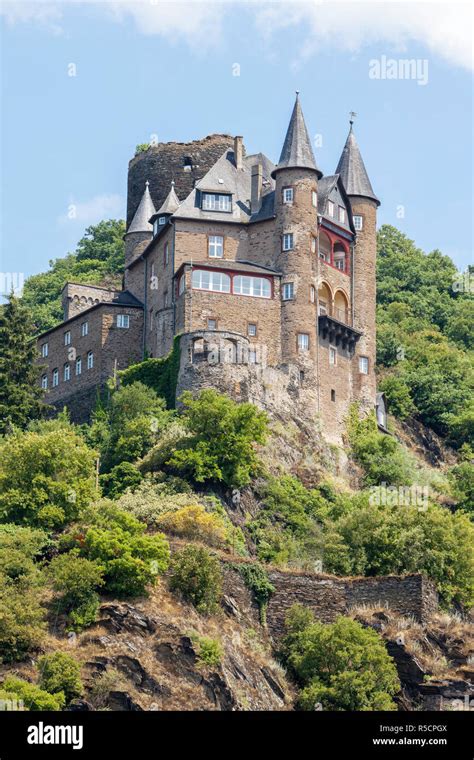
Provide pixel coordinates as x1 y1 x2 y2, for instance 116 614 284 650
127 181 156 234
272 93 321 178
349 111 357 126
145 180 149 188
335 122 379 206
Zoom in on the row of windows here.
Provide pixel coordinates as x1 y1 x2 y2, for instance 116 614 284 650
189 270 272 298
42 352 94 388
40 315 130 357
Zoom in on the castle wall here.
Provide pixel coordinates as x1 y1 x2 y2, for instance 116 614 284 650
173 219 250 269
62 283 119 321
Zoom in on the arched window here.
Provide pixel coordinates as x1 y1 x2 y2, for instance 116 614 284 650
333 242 347 272
41 374 48 389
334 290 349 324
310 285 316 303
192 269 230 293
87 351 94 369
318 282 332 316
319 231 331 263
52 368 59 387
63 363 70 381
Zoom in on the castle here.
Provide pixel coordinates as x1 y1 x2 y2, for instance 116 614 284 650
36 95 387 443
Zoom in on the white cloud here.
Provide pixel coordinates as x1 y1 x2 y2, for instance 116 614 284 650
1 0 472 70
57 193 125 225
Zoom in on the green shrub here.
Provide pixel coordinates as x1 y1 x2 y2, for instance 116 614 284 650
48 551 104 630
0 524 48 584
37 652 83 704
0 421 97 529
100 462 143 499
281 607 400 711
378 375 415 420
2 677 65 711
169 546 222 614
191 634 223 669
0 584 46 662
118 338 181 410
167 390 267 488
157 504 227 547
234 563 275 625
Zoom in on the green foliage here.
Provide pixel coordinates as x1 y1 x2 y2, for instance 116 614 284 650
0 295 45 432
169 545 222 614
78 503 170 597
376 226 473 445
21 220 125 333
0 419 98 529
100 462 143 499
157 503 228 547
168 390 267 488
347 406 414 486
37 652 83 703
48 551 104 630
234 563 275 625
281 607 400 711
1 677 65 711
88 382 172 473
449 453 474 515
191 634 223 669
0 585 47 662
0 524 48 583
118 336 181 409
322 496 474 607
135 143 150 155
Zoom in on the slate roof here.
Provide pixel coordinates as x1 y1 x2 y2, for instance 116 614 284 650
127 182 156 233
272 93 321 177
156 181 180 215
172 149 276 225
335 126 380 205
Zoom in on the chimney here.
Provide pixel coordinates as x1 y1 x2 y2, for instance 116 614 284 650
251 164 262 214
234 136 243 170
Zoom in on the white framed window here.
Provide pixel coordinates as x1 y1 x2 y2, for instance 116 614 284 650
234 275 271 298
208 235 224 258
41 374 48 389
282 233 294 251
41 342 48 358
310 285 316 303
283 187 294 203
312 190 318 207
248 323 257 337
63 363 70 381
153 219 159 236
338 206 346 224
297 333 310 351
64 331 71 346
353 215 363 231
202 193 232 212
334 252 346 271
192 269 230 293
327 200 334 217
75 357 82 376
81 322 88 337
359 356 369 375
329 346 337 366
87 351 94 369
159 216 166 225
178 274 186 295
117 314 130 328
52 368 59 387
282 282 294 301
207 318 217 330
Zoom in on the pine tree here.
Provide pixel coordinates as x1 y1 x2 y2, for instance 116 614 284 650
0 294 45 432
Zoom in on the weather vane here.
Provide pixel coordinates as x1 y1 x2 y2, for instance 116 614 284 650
349 111 357 125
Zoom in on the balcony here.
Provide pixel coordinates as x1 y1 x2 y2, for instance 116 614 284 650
318 309 362 350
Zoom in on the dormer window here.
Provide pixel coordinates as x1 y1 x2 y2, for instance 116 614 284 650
328 200 334 217
202 193 232 212
153 219 159 236
159 216 166 225
338 206 346 224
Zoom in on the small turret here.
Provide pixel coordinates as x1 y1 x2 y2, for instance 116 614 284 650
124 181 156 267
149 181 180 234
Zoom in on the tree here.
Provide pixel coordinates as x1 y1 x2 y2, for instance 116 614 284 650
1 677 64 711
48 551 104 630
281 607 400 711
0 294 45 433
37 652 83 704
169 545 222 614
0 419 98 529
168 390 268 487
0 584 47 662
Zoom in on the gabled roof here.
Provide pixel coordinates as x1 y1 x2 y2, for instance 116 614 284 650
172 149 276 225
317 174 355 235
272 93 321 178
335 125 380 206
36 290 143 339
127 181 156 233
156 181 180 215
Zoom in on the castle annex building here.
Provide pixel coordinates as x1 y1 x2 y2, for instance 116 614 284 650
37 96 385 443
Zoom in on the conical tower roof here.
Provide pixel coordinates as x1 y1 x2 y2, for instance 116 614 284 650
127 181 156 233
157 181 180 215
272 93 320 178
335 124 379 205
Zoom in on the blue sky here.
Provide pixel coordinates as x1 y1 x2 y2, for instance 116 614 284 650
1 1 472 286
